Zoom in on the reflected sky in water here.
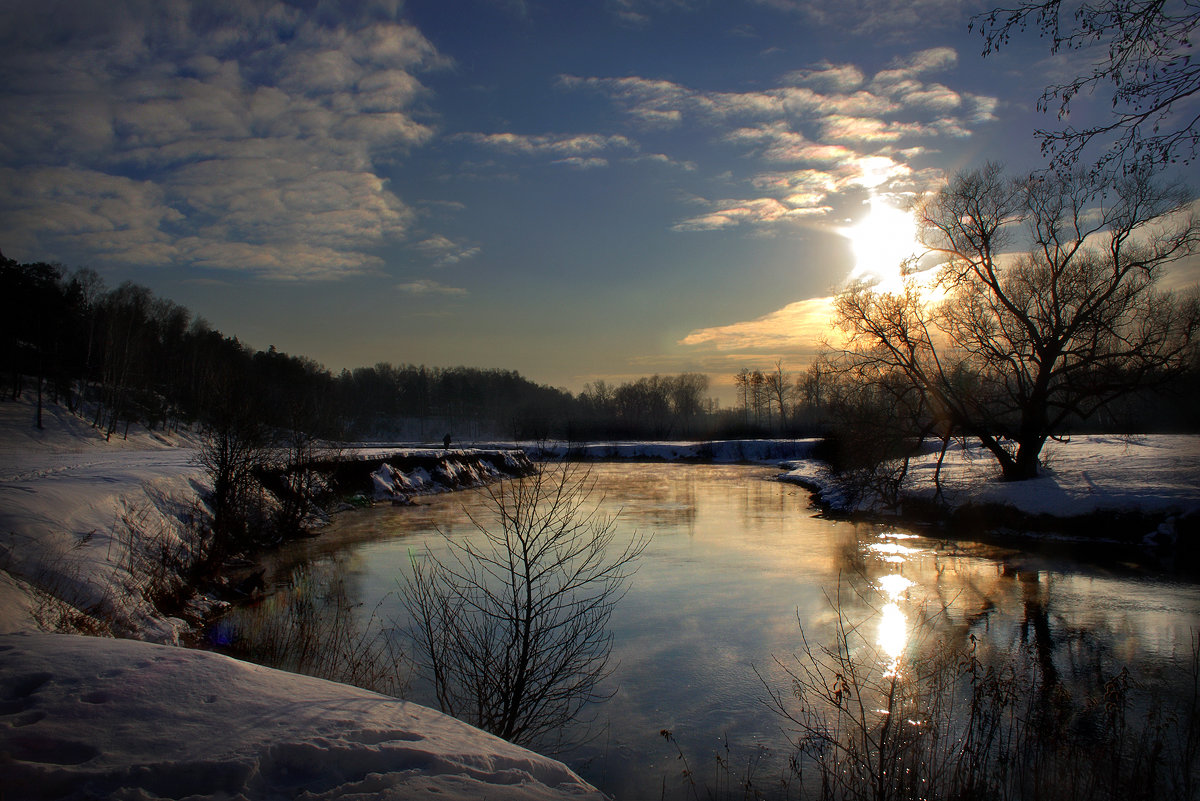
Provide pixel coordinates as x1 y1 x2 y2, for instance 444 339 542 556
221 463 1200 799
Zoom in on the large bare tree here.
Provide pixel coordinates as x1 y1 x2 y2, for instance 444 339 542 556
836 163 1199 480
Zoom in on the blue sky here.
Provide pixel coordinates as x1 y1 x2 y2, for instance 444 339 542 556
2 0 1193 398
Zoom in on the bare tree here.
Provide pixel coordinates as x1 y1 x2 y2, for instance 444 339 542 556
196 403 270 557
836 163 1199 480
973 0 1200 174
734 367 752 423
766 359 792 431
403 463 647 750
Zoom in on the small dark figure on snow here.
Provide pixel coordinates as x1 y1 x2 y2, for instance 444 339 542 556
443 433 452 450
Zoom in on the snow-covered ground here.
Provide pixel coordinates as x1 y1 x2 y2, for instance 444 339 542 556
0 400 208 641
779 435 1200 524
0 400 602 800
0 631 604 800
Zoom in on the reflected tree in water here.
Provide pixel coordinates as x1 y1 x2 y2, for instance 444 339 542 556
762 573 1200 801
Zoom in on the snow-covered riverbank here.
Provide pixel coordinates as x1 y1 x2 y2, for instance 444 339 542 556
778 435 1200 547
0 400 601 800
0 631 604 801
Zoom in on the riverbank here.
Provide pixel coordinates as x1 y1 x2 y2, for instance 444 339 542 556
778 435 1200 558
0 398 601 800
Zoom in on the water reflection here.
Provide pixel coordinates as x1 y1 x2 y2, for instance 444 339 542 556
877 602 907 675
210 463 1200 800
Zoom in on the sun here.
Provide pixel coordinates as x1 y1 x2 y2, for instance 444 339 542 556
844 195 921 295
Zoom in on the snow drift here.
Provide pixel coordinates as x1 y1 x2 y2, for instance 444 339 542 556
0 631 604 800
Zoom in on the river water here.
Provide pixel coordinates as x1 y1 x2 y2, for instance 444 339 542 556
212 462 1200 799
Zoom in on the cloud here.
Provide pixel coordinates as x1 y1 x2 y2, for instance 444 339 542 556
563 47 995 234
396 278 468 295
0 0 445 280
679 297 837 352
455 132 637 160
672 197 832 231
782 62 866 92
726 123 857 164
558 75 785 127
564 49 986 147
554 156 609 169
871 48 959 100
416 235 482 266
628 153 698 170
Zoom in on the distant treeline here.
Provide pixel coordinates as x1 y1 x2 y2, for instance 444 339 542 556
0 255 750 441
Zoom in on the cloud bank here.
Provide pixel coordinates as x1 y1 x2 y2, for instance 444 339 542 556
561 47 996 233
0 0 444 280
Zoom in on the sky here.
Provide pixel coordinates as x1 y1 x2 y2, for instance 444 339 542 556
1 0 1196 400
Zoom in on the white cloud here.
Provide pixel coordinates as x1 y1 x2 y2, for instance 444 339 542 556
417 235 482 266
456 132 637 159
563 46 994 236
782 62 866 92
554 156 610 169
628 153 698 170
872 48 959 93
0 1 445 279
726 123 856 164
673 196 832 231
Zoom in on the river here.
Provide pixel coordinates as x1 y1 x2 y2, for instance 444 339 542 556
210 462 1200 799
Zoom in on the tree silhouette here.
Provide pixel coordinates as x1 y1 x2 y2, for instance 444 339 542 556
974 0 1200 174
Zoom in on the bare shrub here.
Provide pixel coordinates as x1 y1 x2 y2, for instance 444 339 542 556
403 462 648 751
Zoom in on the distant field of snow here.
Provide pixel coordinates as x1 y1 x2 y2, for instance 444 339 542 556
0 631 604 800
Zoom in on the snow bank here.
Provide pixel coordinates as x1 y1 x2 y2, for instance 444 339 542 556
367 451 527 502
0 631 604 801
0 400 209 641
780 434 1200 522
0 398 534 638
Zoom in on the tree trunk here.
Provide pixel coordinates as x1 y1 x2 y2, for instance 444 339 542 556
1004 441 1043 481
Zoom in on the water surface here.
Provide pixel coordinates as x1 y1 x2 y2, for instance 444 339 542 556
215 462 1200 798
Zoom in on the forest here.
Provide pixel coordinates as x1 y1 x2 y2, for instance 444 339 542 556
1 253 728 442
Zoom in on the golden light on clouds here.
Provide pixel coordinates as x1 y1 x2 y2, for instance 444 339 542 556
678 296 836 351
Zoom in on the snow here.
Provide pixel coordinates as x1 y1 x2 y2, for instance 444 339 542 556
0 399 603 800
0 631 604 801
780 434 1200 520
0 400 207 641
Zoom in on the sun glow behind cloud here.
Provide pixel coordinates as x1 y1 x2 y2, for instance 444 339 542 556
843 194 921 295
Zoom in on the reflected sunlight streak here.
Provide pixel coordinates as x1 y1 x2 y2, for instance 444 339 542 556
877 602 908 676
877 573 913 600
